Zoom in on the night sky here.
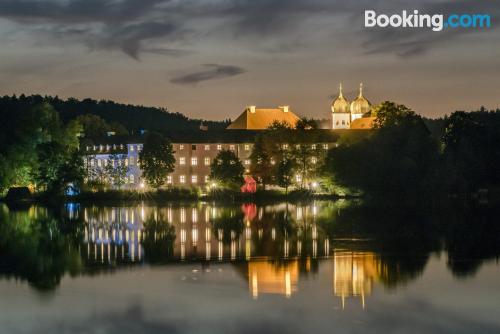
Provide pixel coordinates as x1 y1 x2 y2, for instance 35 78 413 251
0 0 498 120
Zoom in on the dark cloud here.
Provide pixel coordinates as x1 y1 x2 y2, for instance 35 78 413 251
0 0 498 60
170 64 246 85
95 21 180 60
0 0 180 59
0 0 166 23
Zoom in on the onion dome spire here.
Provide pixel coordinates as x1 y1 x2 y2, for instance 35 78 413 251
331 83 350 113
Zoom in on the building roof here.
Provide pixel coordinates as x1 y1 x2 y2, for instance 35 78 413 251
351 117 376 129
227 106 301 130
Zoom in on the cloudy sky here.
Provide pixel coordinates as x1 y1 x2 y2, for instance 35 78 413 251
0 0 498 120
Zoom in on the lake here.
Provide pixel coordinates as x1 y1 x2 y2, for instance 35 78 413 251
0 200 499 333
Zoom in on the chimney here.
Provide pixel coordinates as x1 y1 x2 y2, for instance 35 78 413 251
279 105 289 113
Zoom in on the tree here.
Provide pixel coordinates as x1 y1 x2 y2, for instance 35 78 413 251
441 109 500 192
249 135 274 189
323 101 439 193
295 118 318 130
105 154 129 189
210 150 244 190
76 114 128 140
276 159 294 194
139 132 175 189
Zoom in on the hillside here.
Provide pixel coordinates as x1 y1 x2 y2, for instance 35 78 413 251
0 94 230 134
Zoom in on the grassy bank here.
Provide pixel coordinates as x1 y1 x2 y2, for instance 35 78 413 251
0 188 349 205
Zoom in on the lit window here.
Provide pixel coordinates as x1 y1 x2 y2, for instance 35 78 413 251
204 175 209 183
323 144 328 149
191 157 198 166
311 157 317 164
167 175 172 184
282 144 288 149
204 145 210 151
90 159 95 167
99 145 103 151
179 157 186 165
270 159 275 165
129 145 134 152
229 145 235 150
191 175 197 183
86 146 90 151
296 174 302 182
295 144 301 149
244 159 250 165
179 144 184 150
244 144 250 151
217 144 222 150
138 144 143 151
311 144 316 149
180 175 186 184
204 157 210 166
129 174 135 183
124 159 128 166
97 159 102 167
129 156 135 166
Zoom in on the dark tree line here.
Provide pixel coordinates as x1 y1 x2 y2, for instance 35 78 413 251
0 94 229 140
323 102 500 195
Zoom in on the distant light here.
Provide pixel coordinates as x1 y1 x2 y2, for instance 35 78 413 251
140 182 145 189
311 182 318 188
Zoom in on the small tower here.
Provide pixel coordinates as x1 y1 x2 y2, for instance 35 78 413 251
331 83 351 129
350 83 371 122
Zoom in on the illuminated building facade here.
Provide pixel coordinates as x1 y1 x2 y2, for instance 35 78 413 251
83 130 337 189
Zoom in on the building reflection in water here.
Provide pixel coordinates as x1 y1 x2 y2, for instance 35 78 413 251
333 251 380 309
248 260 298 299
75 202 380 305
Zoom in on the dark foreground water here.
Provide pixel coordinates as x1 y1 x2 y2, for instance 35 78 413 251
0 200 499 333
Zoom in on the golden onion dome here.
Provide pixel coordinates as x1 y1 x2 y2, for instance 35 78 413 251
350 83 371 115
331 83 350 113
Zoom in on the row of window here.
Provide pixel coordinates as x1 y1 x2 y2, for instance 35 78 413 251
178 157 251 166
88 143 330 153
168 175 210 184
89 157 138 167
85 144 143 152
178 144 252 151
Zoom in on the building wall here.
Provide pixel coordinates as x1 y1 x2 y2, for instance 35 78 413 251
85 139 335 190
169 143 253 187
332 113 351 129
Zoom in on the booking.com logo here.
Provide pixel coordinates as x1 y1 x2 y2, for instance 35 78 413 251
365 10 491 31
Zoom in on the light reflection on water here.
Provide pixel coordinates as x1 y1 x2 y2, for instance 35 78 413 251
0 200 499 333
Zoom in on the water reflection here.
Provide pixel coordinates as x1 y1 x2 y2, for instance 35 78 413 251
0 200 499 298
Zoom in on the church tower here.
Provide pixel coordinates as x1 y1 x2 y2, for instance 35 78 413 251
350 83 371 122
331 84 351 129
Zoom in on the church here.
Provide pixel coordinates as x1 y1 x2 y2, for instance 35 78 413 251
331 83 376 130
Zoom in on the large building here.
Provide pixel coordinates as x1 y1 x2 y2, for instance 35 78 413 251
84 130 338 189
331 83 376 130
83 92 374 190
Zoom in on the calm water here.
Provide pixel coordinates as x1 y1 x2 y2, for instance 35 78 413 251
0 200 499 333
